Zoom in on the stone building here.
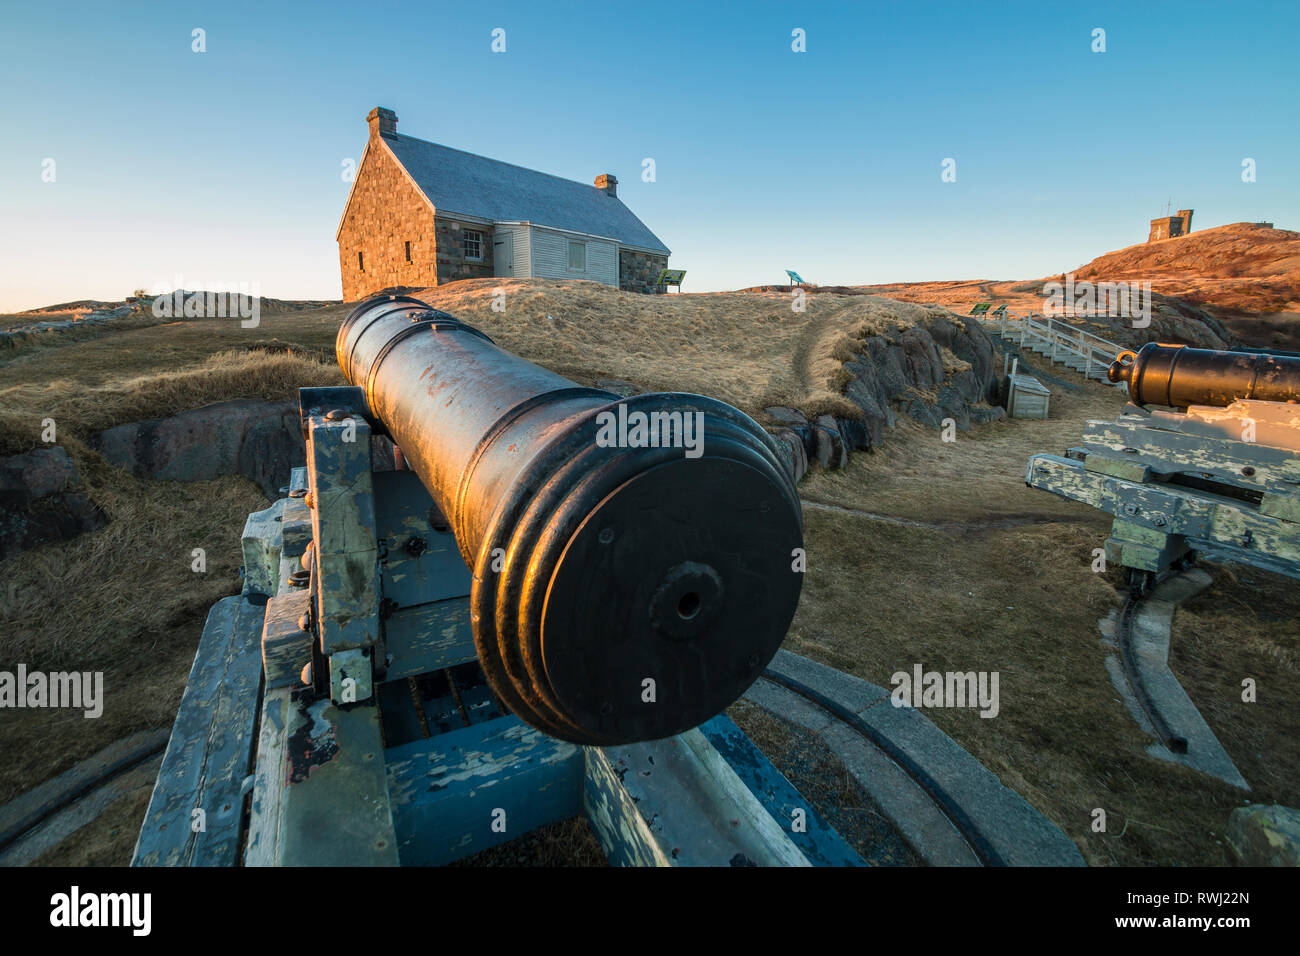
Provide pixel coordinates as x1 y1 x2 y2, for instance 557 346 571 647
1148 208 1194 242
337 107 670 300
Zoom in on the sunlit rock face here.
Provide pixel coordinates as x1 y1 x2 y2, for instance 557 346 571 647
766 313 1004 479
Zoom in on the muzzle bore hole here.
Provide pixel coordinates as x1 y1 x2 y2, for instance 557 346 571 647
677 591 701 620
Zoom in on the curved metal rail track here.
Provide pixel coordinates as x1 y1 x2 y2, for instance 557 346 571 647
0 730 169 862
754 668 1008 866
1116 585 1190 755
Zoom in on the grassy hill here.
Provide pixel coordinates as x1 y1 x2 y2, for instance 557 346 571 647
838 221 1300 350
1072 222 1300 313
0 279 975 455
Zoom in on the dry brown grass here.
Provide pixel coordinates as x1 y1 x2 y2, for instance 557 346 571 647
0 342 338 804
0 317 350 805
399 278 942 421
0 280 950 449
0 312 174 354
0 347 343 456
1073 222 1300 312
851 223 1300 350
31 787 153 867
2 310 96 329
0 305 350 389
801 365 1124 522
1169 566 1300 802
0 461 266 804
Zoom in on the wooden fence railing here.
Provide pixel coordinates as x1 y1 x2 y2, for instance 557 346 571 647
977 309 1126 385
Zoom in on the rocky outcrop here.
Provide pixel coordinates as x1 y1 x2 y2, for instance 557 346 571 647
767 314 1005 480
1227 804 1300 866
0 305 132 351
89 399 303 499
1137 293 1232 349
0 447 107 560
1072 292 1232 350
5 401 309 556
768 427 810 484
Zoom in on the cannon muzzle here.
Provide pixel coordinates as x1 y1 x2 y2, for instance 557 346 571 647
337 295 803 745
1108 342 1300 408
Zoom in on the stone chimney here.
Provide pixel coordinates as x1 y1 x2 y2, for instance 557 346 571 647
367 107 397 140
595 174 618 198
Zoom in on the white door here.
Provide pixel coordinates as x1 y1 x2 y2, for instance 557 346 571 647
493 232 513 277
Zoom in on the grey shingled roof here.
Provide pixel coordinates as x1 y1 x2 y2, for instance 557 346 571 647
383 133 669 255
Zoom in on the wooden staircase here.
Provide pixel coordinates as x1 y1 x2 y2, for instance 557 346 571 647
978 309 1126 386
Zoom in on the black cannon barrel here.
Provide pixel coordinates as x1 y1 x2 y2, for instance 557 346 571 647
1109 342 1300 408
337 295 803 745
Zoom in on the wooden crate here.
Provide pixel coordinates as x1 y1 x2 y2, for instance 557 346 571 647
1007 373 1050 419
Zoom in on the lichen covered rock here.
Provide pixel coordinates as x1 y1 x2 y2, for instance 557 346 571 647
1227 804 1300 866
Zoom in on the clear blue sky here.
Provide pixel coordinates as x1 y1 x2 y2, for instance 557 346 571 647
2 0 1296 311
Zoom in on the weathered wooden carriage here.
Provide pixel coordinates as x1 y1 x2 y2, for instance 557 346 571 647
1029 343 1300 587
1027 342 1300 787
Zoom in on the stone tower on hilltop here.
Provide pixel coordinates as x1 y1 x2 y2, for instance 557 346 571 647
1148 208 1194 242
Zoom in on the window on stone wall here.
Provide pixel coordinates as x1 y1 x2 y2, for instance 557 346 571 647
568 240 586 271
462 230 483 262
404 240 411 263
358 251 364 272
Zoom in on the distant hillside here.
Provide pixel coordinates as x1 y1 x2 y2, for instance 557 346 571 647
1070 222 1300 314
831 222 1298 351
17 300 121 316
16 293 341 317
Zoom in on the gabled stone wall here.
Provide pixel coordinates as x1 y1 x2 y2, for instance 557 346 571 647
337 141 438 300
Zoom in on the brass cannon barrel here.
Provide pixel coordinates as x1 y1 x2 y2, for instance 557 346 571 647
1108 342 1300 408
337 295 803 746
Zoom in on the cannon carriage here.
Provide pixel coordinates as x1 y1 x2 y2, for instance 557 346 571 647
1029 342 1300 589
1026 342 1300 787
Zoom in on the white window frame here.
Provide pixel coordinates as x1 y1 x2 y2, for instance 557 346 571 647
462 229 484 262
568 240 586 272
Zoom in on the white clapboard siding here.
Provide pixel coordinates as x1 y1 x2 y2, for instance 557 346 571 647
529 226 618 287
